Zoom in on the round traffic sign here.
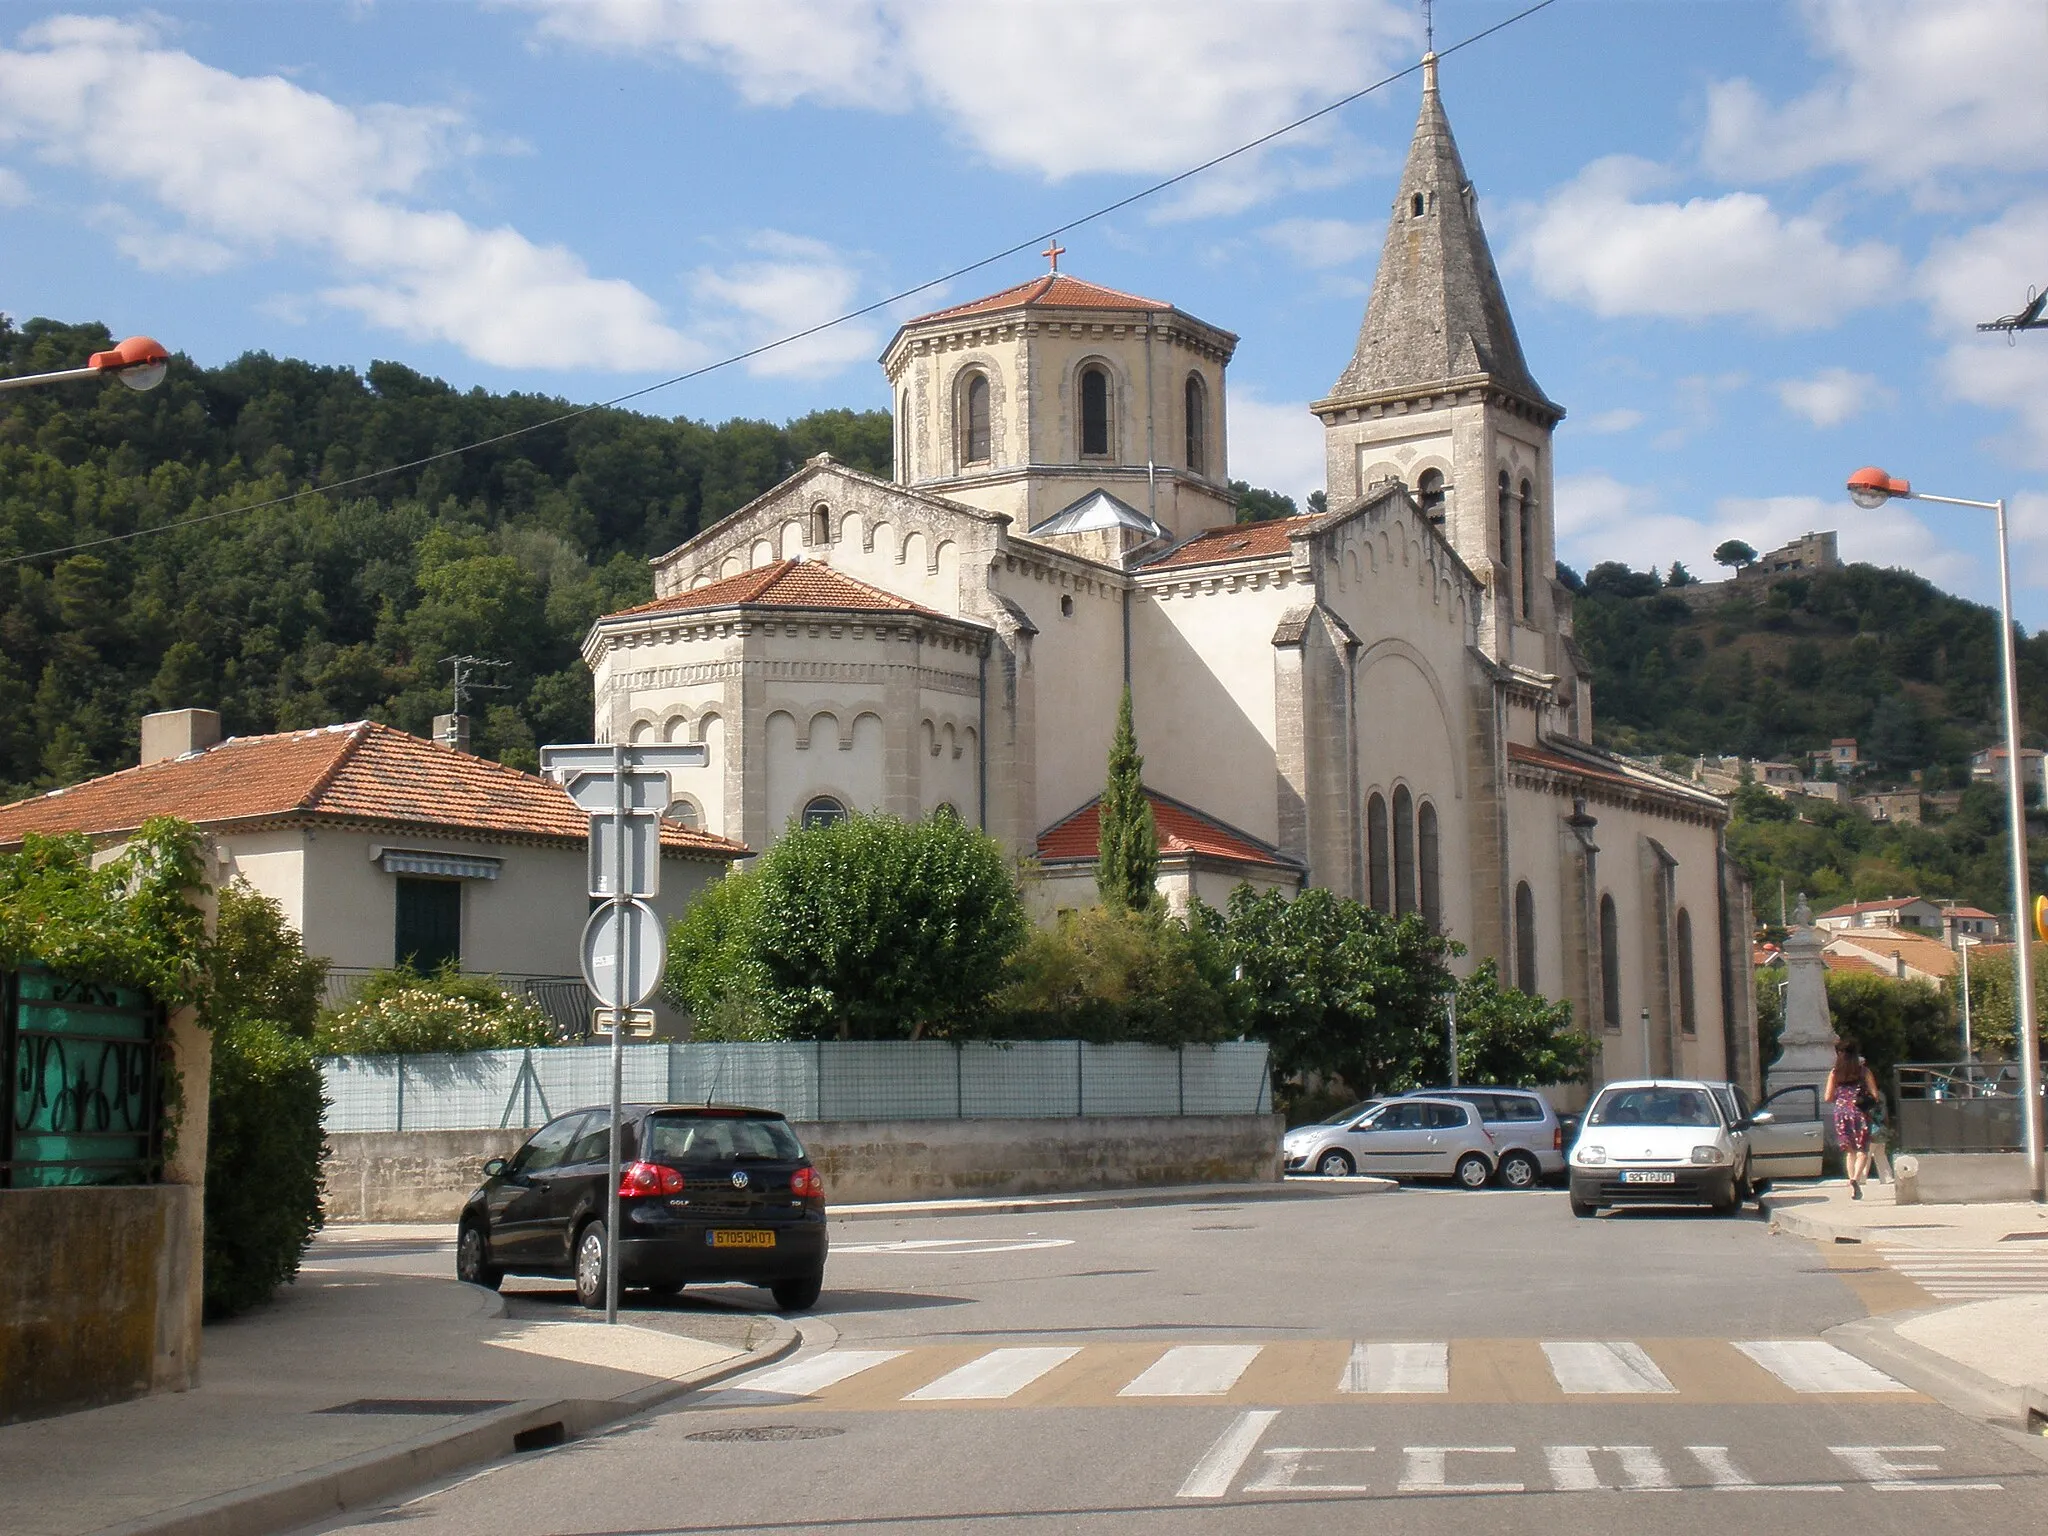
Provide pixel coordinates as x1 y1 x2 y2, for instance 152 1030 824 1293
580 898 666 1009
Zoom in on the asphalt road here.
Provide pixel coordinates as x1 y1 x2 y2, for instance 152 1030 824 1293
306 1186 2048 1534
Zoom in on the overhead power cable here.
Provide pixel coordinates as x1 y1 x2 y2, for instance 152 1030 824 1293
1 0 1557 568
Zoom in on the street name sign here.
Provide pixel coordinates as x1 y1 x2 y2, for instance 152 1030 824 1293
591 1007 657 1039
580 898 664 1010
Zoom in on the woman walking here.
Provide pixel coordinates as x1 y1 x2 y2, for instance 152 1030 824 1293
1825 1040 1882 1198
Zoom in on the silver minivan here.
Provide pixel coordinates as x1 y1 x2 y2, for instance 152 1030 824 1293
1397 1087 1564 1189
1283 1096 1498 1188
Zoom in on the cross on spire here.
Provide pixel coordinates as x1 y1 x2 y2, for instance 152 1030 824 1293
1042 239 1066 272
1423 0 1434 53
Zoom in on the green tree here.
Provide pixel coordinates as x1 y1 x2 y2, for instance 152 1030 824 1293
1714 539 1758 571
663 870 778 1040
992 903 1238 1044
1097 687 1158 912
1666 561 1697 588
1230 480 1299 524
1824 971 1956 1088
1956 941 2047 1062
1452 960 1596 1086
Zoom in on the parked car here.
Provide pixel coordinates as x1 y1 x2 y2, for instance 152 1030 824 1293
1567 1079 1758 1217
456 1103 829 1311
1396 1086 1564 1189
1282 1096 1497 1188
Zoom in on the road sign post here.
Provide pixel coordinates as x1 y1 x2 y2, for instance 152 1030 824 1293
540 741 707 1324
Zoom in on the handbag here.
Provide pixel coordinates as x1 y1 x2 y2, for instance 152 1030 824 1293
1855 1086 1879 1114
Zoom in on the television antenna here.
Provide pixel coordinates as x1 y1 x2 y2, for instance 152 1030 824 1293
442 655 510 717
1977 284 2046 344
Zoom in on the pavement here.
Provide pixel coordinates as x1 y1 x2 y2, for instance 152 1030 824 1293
1761 1176 2048 1430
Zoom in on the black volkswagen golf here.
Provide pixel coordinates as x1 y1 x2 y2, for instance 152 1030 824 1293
455 1103 829 1311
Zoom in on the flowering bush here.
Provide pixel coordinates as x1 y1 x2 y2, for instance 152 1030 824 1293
315 974 554 1056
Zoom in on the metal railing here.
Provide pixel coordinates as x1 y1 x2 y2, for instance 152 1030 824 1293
1892 1062 2042 1153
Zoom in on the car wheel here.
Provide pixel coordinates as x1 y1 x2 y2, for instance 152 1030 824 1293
456 1224 502 1291
1454 1154 1491 1190
1497 1151 1540 1191
1569 1194 1599 1219
1710 1181 1740 1215
770 1270 824 1312
1315 1149 1356 1178
573 1220 609 1310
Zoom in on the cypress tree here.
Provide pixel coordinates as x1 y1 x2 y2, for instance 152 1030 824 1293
1097 687 1158 911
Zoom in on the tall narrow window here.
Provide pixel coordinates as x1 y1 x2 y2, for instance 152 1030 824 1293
395 878 461 972
1514 882 1537 994
1417 468 1445 521
1418 801 1441 930
1080 366 1110 456
1366 793 1390 913
1676 908 1697 1036
1518 477 1536 619
1497 470 1515 607
1392 786 1416 916
896 391 910 479
1600 893 1621 1029
1184 373 1207 475
962 373 991 465
810 502 830 546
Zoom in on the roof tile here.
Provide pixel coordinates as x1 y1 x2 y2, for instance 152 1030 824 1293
1147 516 1319 571
1037 789 1293 869
607 559 943 621
909 271 1169 325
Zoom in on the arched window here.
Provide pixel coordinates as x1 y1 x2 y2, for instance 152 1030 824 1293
1417 468 1445 520
1600 893 1621 1029
801 796 847 829
667 796 703 831
1518 477 1536 619
1392 785 1416 916
931 802 960 822
1184 373 1207 475
1080 365 1111 457
1676 908 1697 1036
1496 470 1515 610
810 502 830 546
962 373 991 465
1411 192 1425 217
1418 801 1441 930
1366 792 1390 913
1514 882 1537 994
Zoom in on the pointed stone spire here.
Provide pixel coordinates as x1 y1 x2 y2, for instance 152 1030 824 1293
1328 54 1553 413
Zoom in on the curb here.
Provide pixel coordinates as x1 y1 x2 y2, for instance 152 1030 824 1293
87 1316 800 1536
1823 1309 2032 1429
1760 1197 1858 1245
829 1177 1396 1221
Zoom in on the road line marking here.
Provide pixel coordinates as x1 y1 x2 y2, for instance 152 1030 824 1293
1119 1344 1264 1397
1830 1445 2002 1492
1689 1445 1842 1492
903 1346 1080 1401
1541 1341 1675 1394
1342 1341 1448 1394
1244 1446 1375 1495
1545 1446 1676 1492
1735 1341 1906 1393
1398 1446 1522 1494
728 1349 906 1397
1178 1409 1281 1498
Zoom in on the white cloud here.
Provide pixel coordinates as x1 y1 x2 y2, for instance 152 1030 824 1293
0 165 28 206
1703 0 2048 200
519 0 1413 187
1512 156 1903 329
689 232 880 380
1576 408 1643 436
1260 216 1378 270
1775 367 1893 429
0 15 697 370
1226 388 1323 506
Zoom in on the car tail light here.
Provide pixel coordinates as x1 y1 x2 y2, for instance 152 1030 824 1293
1554 1126 1564 1152
619 1161 684 1196
790 1166 824 1199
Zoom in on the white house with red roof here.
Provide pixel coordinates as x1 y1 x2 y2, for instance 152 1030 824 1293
581 53 1757 1092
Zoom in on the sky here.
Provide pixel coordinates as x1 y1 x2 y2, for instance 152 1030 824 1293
3 1 2046 620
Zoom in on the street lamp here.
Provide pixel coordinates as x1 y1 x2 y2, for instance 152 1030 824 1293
1957 935 1980 1067
1846 466 2045 1201
0 335 170 394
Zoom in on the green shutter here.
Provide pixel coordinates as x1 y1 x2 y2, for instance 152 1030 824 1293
395 878 462 972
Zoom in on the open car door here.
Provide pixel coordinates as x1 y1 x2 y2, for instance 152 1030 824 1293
1749 1084 1826 1182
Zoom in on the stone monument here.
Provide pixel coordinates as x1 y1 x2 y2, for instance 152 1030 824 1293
1767 894 1838 1097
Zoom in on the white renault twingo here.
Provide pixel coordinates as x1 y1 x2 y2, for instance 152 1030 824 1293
1567 1079 1754 1218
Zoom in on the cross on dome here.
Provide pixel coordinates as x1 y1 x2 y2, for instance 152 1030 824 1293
1041 239 1066 272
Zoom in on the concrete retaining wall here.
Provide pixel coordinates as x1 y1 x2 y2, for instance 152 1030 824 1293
1894 1151 2035 1205
0 1185 201 1425
323 1115 1283 1222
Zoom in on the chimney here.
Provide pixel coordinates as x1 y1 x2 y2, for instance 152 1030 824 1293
432 713 472 754
140 708 222 765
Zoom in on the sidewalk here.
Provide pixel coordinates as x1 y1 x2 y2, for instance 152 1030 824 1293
0 1231 795 1536
1762 1179 2048 1429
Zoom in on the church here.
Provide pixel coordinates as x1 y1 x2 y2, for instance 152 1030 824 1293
582 54 1759 1091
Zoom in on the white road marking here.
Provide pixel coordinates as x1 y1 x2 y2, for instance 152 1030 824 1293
1244 1447 1375 1494
1119 1344 1264 1397
1874 1248 2048 1299
723 1349 905 1398
1398 1446 1523 1495
1688 1446 1842 1493
1342 1341 1448 1394
1177 1409 1281 1498
903 1346 1079 1401
1545 1446 1676 1492
831 1238 1075 1255
1541 1341 1675 1394
1830 1445 2002 1492
1735 1340 1906 1394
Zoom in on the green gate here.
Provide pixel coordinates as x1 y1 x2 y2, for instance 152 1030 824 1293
1 966 163 1187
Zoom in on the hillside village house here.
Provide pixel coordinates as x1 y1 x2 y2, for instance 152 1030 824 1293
1971 744 2047 802
578 55 1759 1094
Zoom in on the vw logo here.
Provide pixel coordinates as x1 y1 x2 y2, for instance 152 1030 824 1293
730 1170 750 1189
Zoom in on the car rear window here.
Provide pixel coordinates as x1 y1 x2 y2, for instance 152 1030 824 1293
1586 1087 1720 1128
643 1114 806 1164
1424 1103 1469 1129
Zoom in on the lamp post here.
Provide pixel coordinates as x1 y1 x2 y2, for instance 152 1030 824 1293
0 335 171 394
1958 935 1980 1068
1847 467 2045 1201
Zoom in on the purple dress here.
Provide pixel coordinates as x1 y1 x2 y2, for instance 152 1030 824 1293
1831 1079 1870 1152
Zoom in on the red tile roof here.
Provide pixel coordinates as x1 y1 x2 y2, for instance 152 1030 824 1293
1037 790 1295 870
0 722 747 858
1822 952 1889 976
1817 897 1933 918
1147 516 1320 570
607 559 942 621
908 272 1169 325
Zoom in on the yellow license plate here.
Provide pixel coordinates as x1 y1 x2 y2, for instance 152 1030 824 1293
710 1230 775 1249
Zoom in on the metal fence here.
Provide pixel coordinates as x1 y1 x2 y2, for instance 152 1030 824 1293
320 970 595 1039
1892 1062 2041 1153
321 1039 1273 1133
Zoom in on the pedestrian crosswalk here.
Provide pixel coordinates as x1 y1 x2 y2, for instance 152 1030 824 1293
1875 1244 2048 1299
710 1337 1913 1410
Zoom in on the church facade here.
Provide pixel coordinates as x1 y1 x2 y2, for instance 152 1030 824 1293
582 56 1759 1092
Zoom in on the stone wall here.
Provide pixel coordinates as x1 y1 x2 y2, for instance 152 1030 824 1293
323 1114 1283 1223
0 1185 201 1425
